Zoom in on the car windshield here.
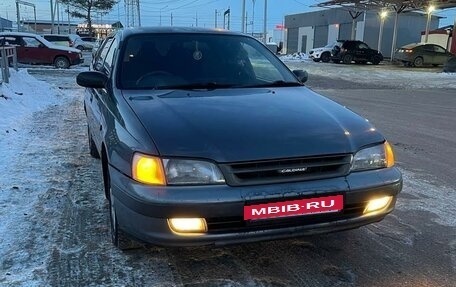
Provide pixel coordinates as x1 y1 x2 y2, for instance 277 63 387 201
118 33 299 90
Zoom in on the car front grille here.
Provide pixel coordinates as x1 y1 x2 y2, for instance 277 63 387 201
206 201 365 233
219 154 352 186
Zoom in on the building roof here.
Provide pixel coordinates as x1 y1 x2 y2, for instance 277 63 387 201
22 19 79 25
315 0 456 12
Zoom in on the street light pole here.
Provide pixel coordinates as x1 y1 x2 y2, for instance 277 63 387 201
241 0 246 33
263 0 267 43
251 0 255 36
378 11 387 52
159 5 168 26
424 5 435 43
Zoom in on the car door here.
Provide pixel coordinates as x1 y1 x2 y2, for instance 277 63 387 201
21 36 51 64
357 42 370 60
432 45 450 65
87 37 116 150
421 45 435 64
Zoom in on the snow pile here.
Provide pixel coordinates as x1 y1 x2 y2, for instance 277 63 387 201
280 52 309 61
0 69 60 136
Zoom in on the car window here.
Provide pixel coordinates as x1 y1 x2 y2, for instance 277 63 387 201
118 34 298 89
422 45 434 52
358 43 369 49
22 37 42 47
101 38 117 74
94 37 114 71
242 43 282 82
433 45 446 53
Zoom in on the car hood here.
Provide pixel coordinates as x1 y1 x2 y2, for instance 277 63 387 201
122 87 384 162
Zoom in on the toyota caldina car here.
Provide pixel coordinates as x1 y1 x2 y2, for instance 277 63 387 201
77 27 402 249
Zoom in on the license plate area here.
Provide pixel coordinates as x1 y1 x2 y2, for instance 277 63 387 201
244 195 344 221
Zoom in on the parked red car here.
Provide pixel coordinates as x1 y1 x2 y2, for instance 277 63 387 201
0 32 83 68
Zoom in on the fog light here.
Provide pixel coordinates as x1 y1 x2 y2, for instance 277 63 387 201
168 218 207 234
364 196 393 214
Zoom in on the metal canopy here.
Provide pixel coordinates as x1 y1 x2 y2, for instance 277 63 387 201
315 0 456 12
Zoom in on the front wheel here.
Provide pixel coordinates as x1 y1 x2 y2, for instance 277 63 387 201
88 127 100 158
343 54 353 64
321 52 331 63
413 57 424 67
107 173 141 250
54 56 70 69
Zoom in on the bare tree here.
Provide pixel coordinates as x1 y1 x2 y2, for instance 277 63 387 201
60 0 117 35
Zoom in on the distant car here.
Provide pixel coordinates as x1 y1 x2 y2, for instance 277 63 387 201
0 32 83 68
43 34 86 51
76 27 402 249
80 36 97 50
395 43 454 67
309 40 345 63
332 40 383 65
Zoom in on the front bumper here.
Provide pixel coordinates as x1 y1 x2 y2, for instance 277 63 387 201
309 51 324 60
109 166 402 246
71 57 84 65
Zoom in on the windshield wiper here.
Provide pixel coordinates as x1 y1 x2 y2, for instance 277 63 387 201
239 81 303 88
158 82 235 90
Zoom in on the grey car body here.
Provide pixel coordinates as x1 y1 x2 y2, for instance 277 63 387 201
395 43 454 67
77 27 402 249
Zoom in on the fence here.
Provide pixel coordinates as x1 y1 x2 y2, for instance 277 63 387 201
0 46 18 84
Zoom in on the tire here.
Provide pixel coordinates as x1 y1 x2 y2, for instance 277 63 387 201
321 52 331 63
54 56 70 69
106 167 141 250
76 45 84 51
413 57 424 67
88 127 100 158
372 56 381 65
343 54 353 64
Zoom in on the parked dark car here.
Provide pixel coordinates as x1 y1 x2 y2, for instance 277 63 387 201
76 27 402 249
395 43 454 67
332 40 383 64
0 32 83 68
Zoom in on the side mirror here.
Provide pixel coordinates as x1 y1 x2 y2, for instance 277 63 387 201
76 71 108 88
293 70 308 83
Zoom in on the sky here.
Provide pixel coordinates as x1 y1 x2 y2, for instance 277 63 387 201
1 0 456 32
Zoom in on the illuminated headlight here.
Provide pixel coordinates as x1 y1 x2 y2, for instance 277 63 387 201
351 142 395 171
163 159 225 185
168 218 207 234
132 154 225 185
364 196 393 214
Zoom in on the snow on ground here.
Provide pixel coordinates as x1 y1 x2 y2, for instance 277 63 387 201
282 58 456 89
0 69 61 137
0 69 68 285
279 52 309 61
